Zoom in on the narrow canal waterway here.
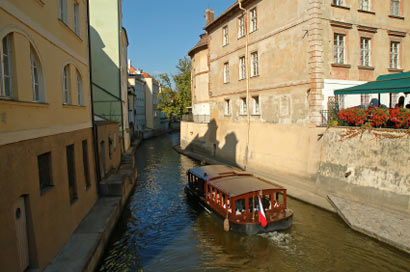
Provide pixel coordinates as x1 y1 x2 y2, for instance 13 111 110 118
99 132 409 272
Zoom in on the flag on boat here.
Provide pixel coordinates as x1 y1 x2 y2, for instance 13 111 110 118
258 196 268 228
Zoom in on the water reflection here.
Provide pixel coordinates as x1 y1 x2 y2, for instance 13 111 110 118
99 132 409 272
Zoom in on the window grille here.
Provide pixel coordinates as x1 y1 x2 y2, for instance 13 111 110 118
251 52 259 77
250 8 257 32
390 42 399 69
360 38 370 66
334 34 345 64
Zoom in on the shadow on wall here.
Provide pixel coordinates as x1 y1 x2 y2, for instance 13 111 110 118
184 119 240 168
89 26 123 129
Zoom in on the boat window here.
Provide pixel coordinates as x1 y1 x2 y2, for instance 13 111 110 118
235 199 245 215
248 197 259 213
261 194 272 210
207 184 211 199
274 191 284 207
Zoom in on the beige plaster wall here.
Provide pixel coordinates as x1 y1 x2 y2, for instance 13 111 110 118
96 122 122 179
1 2 92 145
0 128 98 271
191 48 209 104
322 0 410 80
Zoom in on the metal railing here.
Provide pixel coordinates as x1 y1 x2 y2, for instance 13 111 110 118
181 113 210 123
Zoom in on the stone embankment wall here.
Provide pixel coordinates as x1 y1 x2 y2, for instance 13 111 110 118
180 121 410 213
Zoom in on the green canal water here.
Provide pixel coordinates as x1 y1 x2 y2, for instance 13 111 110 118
98 132 410 272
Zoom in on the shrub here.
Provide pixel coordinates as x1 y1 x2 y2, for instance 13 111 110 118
338 107 367 126
390 108 410 128
367 107 389 127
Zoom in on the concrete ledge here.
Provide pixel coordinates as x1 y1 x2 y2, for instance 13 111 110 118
328 195 410 255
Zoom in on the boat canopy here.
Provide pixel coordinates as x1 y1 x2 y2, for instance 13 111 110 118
188 165 239 180
208 175 283 198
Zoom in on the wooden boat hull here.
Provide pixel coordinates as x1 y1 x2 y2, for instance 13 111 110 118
185 185 293 235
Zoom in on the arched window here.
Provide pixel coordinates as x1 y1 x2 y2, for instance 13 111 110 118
76 70 84 106
63 65 71 104
30 47 44 102
1 34 13 97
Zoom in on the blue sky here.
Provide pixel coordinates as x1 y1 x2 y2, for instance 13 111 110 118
122 0 234 77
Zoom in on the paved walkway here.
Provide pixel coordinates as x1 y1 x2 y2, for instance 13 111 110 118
175 146 410 255
328 195 410 255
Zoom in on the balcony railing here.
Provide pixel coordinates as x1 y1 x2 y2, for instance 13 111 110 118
182 113 210 123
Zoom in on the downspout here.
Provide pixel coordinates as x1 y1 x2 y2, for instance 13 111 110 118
238 0 250 170
87 0 102 187
118 0 125 152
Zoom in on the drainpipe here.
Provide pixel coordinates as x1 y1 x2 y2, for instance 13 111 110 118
238 0 250 170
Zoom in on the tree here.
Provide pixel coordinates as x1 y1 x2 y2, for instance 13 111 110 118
157 56 191 119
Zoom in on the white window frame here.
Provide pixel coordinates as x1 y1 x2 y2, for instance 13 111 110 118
1 34 12 98
360 0 370 11
333 0 344 6
76 71 84 106
63 65 71 104
360 37 370 67
240 97 247 115
238 16 245 38
224 62 230 83
391 0 400 16
334 33 345 64
74 2 80 36
239 56 246 80
30 49 44 102
224 99 231 116
251 52 259 77
223 26 228 46
250 8 257 33
252 96 260 115
390 42 399 69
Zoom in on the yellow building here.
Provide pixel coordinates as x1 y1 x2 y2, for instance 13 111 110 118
0 0 97 270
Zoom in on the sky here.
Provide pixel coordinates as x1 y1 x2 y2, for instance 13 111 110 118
122 0 234 77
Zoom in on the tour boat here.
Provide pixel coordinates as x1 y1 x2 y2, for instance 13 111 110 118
185 165 293 235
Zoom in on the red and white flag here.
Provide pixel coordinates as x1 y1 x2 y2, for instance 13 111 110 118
258 196 268 228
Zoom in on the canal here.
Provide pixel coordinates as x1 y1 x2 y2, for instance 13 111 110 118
99 132 409 272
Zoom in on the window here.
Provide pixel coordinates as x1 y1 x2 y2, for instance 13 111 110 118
239 56 246 80
1 34 13 98
240 97 247 115
58 0 68 24
223 62 229 83
391 0 400 16
238 16 245 38
66 144 78 203
360 0 370 11
74 2 80 36
334 33 345 64
333 0 344 6
38 152 53 193
30 48 44 102
63 65 71 104
252 96 260 115
223 26 228 46
76 71 83 105
390 42 399 69
224 99 231 116
360 38 370 66
250 8 257 32
251 52 259 77
82 140 91 188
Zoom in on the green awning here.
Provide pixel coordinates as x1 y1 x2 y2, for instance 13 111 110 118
334 72 410 95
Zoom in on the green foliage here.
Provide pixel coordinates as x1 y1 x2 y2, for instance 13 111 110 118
157 56 191 118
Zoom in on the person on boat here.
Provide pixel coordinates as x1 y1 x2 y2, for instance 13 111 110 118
274 200 280 208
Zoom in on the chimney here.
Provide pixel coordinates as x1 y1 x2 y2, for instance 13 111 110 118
127 59 131 70
205 8 214 26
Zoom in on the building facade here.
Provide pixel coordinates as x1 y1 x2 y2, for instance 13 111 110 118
0 0 98 270
89 0 131 152
182 0 409 212
143 72 161 130
128 66 146 136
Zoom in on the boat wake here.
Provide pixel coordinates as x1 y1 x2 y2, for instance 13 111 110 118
259 231 294 250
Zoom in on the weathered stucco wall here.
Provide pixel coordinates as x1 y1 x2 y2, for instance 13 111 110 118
317 127 410 212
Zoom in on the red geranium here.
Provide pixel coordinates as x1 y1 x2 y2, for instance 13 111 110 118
390 108 410 128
